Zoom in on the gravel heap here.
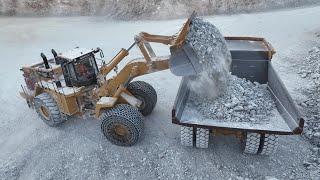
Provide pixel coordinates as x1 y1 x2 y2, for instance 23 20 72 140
300 87 320 145
187 75 276 123
296 45 320 174
298 46 320 81
303 147 320 174
186 17 232 99
297 46 320 146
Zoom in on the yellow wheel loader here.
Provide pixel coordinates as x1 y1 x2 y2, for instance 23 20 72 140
20 13 202 146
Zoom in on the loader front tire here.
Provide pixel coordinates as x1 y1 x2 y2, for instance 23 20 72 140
34 93 65 127
127 81 157 116
100 104 144 146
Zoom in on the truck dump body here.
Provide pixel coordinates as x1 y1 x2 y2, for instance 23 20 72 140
172 37 304 135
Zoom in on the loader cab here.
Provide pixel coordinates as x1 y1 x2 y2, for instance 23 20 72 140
55 48 100 87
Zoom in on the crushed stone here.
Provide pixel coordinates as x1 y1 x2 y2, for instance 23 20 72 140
185 17 275 124
295 43 320 175
298 46 320 82
186 17 232 99
303 147 320 176
187 75 276 123
297 46 320 146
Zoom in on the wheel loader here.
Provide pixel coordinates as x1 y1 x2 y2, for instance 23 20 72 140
20 13 203 146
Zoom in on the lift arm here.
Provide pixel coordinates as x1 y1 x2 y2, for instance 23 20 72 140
98 31 177 78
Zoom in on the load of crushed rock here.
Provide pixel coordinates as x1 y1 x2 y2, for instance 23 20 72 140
297 46 320 146
185 16 275 124
187 75 276 123
186 17 232 99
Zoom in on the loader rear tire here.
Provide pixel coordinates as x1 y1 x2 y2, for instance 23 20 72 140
180 126 194 147
127 81 157 116
243 132 261 154
196 128 209 148
34 93 65 127
100 104 144 146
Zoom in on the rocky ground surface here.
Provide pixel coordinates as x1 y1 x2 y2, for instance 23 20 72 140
187 75 276 123
0 6 320 180
297 46 320 144
295 45 320 175
0 0 319 19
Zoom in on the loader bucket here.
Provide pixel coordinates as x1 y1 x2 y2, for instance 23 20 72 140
169 12 202 76
169 44 202 76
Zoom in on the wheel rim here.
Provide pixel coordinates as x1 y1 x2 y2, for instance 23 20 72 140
135 96 146 111
114 124 129 136
39 105 50 120
108 123 132 143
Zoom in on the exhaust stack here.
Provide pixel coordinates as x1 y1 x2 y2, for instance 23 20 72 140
51 49 60 65
41 53 50 69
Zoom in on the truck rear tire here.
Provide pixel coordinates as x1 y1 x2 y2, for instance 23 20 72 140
243 132 261 154
243 133 279 155
196 128 209 148
100 104 144 146
127 81 157 116
180 126 194 147
34 93 65 127
260 134 279 155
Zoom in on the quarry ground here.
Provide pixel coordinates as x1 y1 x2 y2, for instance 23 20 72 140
0 6 320 180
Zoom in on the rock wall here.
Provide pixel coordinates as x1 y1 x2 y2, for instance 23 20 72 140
0 0 319 19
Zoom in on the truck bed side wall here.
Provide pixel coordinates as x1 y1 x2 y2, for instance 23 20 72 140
267 63 304 133
230 51 269 84
173 77 189 120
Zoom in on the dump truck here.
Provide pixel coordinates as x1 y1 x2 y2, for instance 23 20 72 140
172 37 304 155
